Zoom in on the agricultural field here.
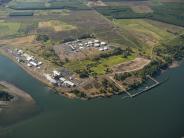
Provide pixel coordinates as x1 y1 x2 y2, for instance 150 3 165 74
0 20 21 38
8 0 89 10
95 1 184 26
38 20 77 32
150 3 184 26
95 6 150 19
131 5 153 13
113 19 184 55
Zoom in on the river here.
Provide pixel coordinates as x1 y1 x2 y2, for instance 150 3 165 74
0 55 184 138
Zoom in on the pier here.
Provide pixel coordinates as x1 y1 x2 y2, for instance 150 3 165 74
121 75 164 99
130 75 160 98
109 74 166 99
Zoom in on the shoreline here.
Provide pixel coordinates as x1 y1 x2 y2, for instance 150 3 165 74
0 46 167 100
169 61 180 68
0 47 124 100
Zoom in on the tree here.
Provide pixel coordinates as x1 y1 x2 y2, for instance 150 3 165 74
36 34 49 42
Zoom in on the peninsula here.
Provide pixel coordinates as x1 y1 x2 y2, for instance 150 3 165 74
0 0 184 99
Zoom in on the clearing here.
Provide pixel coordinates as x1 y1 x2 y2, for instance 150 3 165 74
65 54 136 75
38 20 76 32
113 57 151 73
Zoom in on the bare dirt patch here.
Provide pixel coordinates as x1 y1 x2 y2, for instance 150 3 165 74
0 35 36 47
62 47 100 61
38 20 76 32
113 57 151 73
87 0 107 7
131 5 153 13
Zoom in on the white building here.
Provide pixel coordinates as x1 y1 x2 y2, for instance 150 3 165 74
99 47 104 51
44 74 57 84
17 50 23 55
27 63 32 67
94 39 99 43
38 62 43 66
94 43 100 47
63 80 75 87
59 77 66 83
103 46 108 51
23 53 34 61
29 61 38 67
101 42 106 46
53 70 61 77
88 41 93 45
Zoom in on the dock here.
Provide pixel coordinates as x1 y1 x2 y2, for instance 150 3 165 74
109 74 167 99
130 75 160 98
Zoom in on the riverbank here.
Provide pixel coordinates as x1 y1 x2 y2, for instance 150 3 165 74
0 46 158 100
0 46 86 99
0 46 125 100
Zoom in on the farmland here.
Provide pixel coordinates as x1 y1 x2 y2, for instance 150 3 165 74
8 0 89 10
95 6 150 19
0 20 21 38
113 19 183 55
95 1 184 27
150 3 184 27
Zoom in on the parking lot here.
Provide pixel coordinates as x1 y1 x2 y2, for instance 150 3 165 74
54 38 111 62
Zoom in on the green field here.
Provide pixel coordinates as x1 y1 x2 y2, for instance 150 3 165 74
95 6 150 19
0 20 21 37
8 0 89 10
150 3 184 27
91 55 135 75
95 2 184 27
113 19 181 55
65 55 135 75
114 19 174 40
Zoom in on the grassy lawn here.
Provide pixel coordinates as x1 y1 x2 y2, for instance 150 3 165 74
65 54 136 75
64 60 95 72
91 55 135 75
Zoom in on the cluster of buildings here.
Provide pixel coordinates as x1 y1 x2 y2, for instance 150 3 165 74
64 39 109 52
44 70 75 87
14 49 43 69
8 48 76 88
